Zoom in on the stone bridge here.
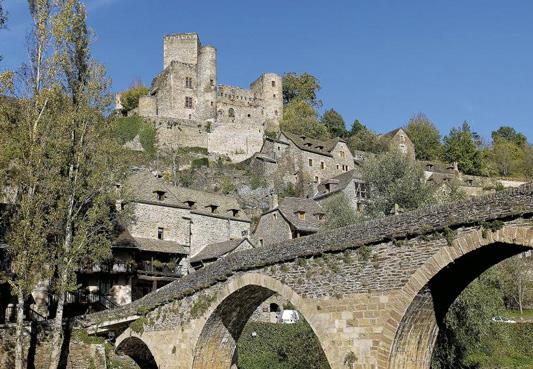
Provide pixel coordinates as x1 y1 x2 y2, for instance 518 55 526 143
83 184 533 369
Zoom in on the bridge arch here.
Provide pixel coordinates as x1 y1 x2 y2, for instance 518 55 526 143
115 335 158 369
386 223 532 369
191 272 331 369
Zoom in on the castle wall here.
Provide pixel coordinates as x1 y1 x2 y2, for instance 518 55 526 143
208 122 264 162
164 33 199 69
155 120 209 150
251 73 283 131
138 96 157 117
195 46 217 121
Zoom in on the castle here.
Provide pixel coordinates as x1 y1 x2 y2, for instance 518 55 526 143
136 33 283 162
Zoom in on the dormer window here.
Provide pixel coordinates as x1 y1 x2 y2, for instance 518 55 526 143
340 151 346 159
426 163 434 171
300 135 306 140
157 227 164 240
206 204 219 213
296 211 306 220
315 213 325 221
155 190 166 201
229 209 240 217
184 200 196 208
316 145 324 150
304 142 313 147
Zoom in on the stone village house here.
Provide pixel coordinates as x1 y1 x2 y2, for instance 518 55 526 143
252 196 326 247
73 170 253 309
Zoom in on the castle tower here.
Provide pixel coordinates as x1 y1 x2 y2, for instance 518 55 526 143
251 73 283 132
163 33 200 68
195 45 217 121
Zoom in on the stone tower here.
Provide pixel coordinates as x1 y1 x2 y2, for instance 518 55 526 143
251 73 283 132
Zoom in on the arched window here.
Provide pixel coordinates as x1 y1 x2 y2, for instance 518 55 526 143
228 108 235 118
218 110 224 117
269 303 280 312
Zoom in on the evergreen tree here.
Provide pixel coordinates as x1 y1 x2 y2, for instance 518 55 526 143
443 122 487 175
321 108 347 138
350 119 366 136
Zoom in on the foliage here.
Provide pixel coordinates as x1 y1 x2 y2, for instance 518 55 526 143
280 100 329 140
443 122 487 176
321 109 347 138
113 116 157 155
237 321 331 369
361 151 433 216
71 330 105 345
282 72 321 107
491 126 527 147
191 157 209 168
321 193 359 229
250 174 267 190
495 254 533 314
405 113 443 160
119 83 149 113
349 119 366 136
129 317 148 335
190 294 216 319
219 176 236 194
347 124 389 154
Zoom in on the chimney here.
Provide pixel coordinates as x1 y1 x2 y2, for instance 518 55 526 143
270 192 279 210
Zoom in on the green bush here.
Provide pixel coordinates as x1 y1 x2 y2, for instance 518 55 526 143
191 158 209 168
114 116 157 155
120 85 149 112
139 123 157 155
237 321 330 369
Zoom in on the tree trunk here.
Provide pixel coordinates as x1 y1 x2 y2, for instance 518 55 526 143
48 270 67 369
14 292 25 369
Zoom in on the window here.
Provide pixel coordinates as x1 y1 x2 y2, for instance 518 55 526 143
399 144 407 154
184 200 196 208
273 213 278 220
157 227 164 240
336 164 340 170
320 161 325 170
272 80 276 87
274 110 278 116
296 211 305 220
315 213 325 221
210 101 214 107
210 79 214 87
228 108 235 118
355 182 369 199
230 209 240 217
340 151 346 159
185 97 193 108
273 94 276 99
185 77 193 88
308 158 313 167
259 239 264 247
314 176 319 183
247 114 251 118
206 204 219 213
188 114 191 120
400 134 405 143
155 190 165 201
241 230 248 237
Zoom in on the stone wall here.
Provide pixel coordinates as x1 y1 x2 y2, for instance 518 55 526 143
164 33 199 68
252 209 293 247
130 202 192 247
207 122 264 162
155 119 209 151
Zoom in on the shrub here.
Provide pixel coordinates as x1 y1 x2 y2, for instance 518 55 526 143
120 84 149 112
191 158 209 168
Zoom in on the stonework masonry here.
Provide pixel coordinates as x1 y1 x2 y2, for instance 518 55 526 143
136 33 283 162
84 184 533 369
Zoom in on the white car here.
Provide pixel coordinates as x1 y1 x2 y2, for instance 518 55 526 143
491 316 516 323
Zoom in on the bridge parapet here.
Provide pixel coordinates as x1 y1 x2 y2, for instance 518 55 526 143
83 183 533 325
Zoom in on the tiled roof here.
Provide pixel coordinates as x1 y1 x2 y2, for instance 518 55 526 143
315 169 363 199
124 170 249 221
134 237 189 255
277 197 325 232
281 131 343 157
190 238 252 263
382 127 405 138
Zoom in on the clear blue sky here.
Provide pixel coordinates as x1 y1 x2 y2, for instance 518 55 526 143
1 0 532 142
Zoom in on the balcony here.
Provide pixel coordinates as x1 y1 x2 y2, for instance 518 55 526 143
138 260 182 278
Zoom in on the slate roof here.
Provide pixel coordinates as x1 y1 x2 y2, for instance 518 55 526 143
315 169 364 199
271 197 325 232
113 229 188 255
190 238 252 263
125 170 249 221
282 131 343 157
382 127 405 138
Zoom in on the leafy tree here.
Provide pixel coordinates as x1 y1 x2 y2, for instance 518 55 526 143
491 126 527 147
280 99 329 139
282 72 321 107
489 138 524 177
321 109 347 138
520 145 533 180
349 119 366 136
432 270 504 369
361 151 433 216
119 82 149 113
443 122 487 175
321 193 359 229
495 254 533 315
405 113 443 160
347 126 389 154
